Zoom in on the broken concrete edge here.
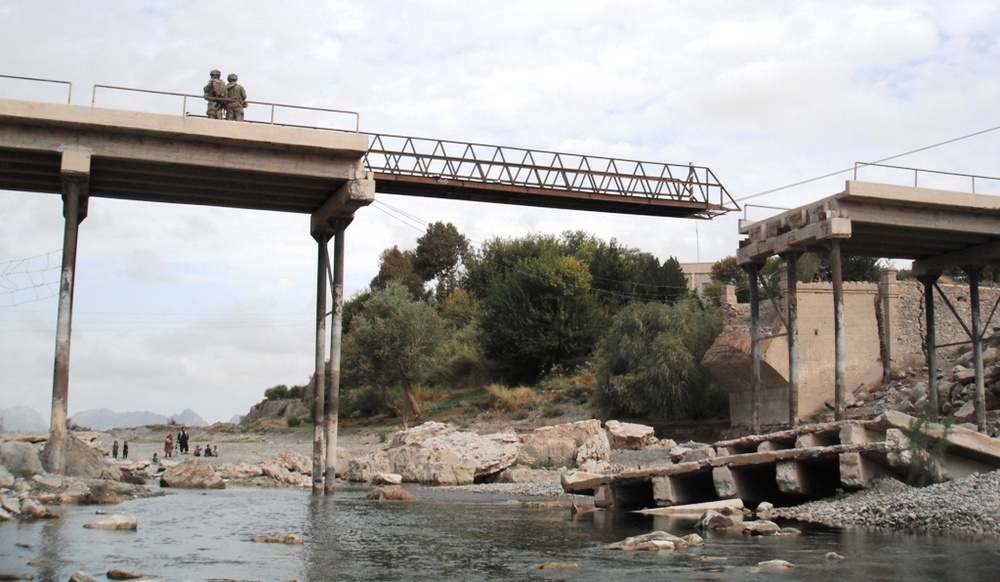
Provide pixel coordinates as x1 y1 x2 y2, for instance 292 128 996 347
634 498 744 516
879 410 1000 463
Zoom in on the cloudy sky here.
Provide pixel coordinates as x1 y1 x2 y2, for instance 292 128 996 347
2 1 1000 425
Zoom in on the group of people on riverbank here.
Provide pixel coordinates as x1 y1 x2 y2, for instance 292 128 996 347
111 440 129 460
202 69 247 121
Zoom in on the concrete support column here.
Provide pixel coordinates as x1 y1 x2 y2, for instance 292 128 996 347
830 241 846 421
46 151 90 475
784 253 800 427
964 266 986 432
311 232 332 493
917 274 940 421
324 218 351 494
744 263 762 434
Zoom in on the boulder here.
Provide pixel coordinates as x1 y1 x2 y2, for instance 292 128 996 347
346 453 394 483
69 572 101 582
372 473 403 485
698 509 739 530
160 458 225 489
41 434 122 480
605 420 656 450
390 447 475 486
106 568 143 580
83 513 137 531
0 440 44 478
742 519 782 536
367 486 414 501
389 421 457 447
350 423 520 485
517 419 610 469
605 531 703 551
496 467 559 483
20 498 55 519
257 451 313 487
0 464 14 488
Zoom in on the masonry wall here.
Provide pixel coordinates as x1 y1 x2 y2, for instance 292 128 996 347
714 271 1000 427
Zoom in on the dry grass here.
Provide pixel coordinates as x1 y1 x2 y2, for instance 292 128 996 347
486 385 540 412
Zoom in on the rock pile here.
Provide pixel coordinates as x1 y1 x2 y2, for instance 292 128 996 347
772 469 1000 535
840 344 1000 436
346 419 616 486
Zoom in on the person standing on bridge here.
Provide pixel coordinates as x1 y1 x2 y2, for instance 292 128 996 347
225 73 247 121
203 69 227 119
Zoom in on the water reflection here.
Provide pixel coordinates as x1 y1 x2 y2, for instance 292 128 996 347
2 486 1000 581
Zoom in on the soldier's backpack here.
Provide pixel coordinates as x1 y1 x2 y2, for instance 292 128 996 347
211 78 227 99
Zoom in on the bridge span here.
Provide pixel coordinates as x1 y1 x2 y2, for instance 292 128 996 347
0 84 735 491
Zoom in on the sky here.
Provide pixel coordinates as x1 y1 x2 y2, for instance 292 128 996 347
2 1 1000 425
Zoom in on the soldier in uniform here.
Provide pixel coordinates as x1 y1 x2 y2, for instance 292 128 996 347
203 69 226 119
225 73 247 121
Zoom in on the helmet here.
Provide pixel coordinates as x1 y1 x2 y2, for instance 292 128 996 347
210 69 221 77
228 74 238 81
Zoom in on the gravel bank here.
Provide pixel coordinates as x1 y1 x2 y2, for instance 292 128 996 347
772 470 1000 536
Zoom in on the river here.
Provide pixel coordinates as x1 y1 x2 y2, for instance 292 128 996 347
2 485 999 581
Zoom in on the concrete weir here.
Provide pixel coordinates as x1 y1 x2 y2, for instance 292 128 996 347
563 411 1000 510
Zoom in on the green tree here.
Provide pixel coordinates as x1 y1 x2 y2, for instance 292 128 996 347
593 299 725 422
478 253 604 383
414 221 470 299
370 246 425 299
341 281 445 420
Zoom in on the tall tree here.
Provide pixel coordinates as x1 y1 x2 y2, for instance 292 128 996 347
414 221 470 299
478 253 603 383
341 281 445 420
370 246 425 299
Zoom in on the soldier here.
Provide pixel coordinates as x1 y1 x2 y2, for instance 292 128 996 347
203 69 226 119
225 73 247 121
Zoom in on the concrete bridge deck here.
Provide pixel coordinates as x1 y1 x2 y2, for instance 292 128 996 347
0 98 373 216
563 411 1000 510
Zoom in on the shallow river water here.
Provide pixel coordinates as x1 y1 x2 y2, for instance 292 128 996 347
2 485 1000 581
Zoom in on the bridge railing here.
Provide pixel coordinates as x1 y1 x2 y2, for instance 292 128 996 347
91 84 361 132
0 74 73 104
854 162 1000 195
365 133 738 213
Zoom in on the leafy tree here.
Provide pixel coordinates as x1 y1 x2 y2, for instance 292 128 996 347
414 221 470 299
478 253 604 383
585 239 688 308
341 281 445 420
370 246 425 299
593 299 725 422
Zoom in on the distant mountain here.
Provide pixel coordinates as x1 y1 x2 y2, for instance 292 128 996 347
70 408 208 430
0 406 48 431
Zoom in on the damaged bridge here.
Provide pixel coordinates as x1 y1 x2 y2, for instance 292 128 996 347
562 411 1000 510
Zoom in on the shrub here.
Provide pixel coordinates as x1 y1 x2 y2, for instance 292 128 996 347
286 415 302 428
593 299 726 422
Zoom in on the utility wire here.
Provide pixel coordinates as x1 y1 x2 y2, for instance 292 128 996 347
736 123 1000 203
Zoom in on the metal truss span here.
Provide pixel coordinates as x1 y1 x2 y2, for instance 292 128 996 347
364 133 738 218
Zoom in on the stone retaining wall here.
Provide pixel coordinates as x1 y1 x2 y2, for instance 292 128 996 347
708 271 1000 426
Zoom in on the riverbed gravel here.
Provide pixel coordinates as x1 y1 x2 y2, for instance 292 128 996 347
771 470 1000 536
